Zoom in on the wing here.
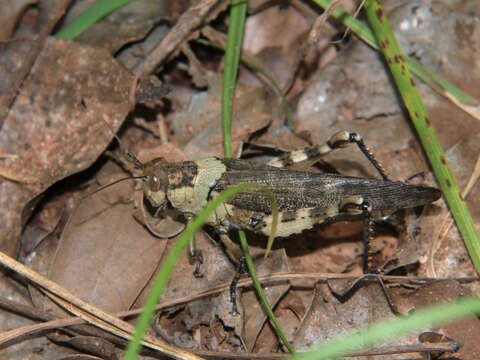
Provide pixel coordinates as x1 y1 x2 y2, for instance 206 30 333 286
213 159 441 213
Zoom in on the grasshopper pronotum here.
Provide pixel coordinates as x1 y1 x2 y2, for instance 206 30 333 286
109 127 441 313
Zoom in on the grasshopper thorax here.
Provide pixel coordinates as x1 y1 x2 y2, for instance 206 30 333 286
143 158 170 211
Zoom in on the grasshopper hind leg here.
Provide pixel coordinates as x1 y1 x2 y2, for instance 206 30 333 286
267 131 390 181
332 132 390 181
339 196 377 273
361 203 376 273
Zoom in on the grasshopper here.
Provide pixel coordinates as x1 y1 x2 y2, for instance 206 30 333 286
109 128 441 312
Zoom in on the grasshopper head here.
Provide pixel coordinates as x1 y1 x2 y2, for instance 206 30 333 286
143 158 170 211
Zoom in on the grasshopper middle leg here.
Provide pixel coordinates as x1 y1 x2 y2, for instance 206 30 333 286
218 230 248 315
229 256 247 316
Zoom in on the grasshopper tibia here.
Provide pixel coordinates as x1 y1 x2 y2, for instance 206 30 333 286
339 196 377 273
218 231 250 315
229 256 248 316
363 205 376 274
341 132 390 181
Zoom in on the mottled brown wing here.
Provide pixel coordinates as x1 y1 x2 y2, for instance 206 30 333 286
213 160 440 213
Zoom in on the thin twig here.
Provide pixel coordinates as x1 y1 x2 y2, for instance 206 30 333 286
0 250 203 360
133 0 227 77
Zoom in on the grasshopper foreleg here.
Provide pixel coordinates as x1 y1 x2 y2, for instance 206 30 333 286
191 249 204 278
185 214 204 278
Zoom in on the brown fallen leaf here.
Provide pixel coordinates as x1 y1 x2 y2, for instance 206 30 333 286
0 37 134 257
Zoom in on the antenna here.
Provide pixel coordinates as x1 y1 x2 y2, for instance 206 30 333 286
102 115 145 170
80 175 146 202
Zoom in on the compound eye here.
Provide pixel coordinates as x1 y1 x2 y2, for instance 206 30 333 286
148 173 161 192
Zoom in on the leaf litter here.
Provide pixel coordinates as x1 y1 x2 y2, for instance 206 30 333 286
0 0 480 359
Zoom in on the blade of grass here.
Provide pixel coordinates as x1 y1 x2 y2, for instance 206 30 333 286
56 0 134 40
239 231 297 356
363 0 480 273
221 0 294 355
297 296 480 359
312 0 479 115
222 0 248 158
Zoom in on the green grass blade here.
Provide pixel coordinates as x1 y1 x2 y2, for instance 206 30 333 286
239 231 297 356
405 56 476 105
297 296 480 359
222 0 248 158
363 0 480 273
312 0 479 113
56 0 134 40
